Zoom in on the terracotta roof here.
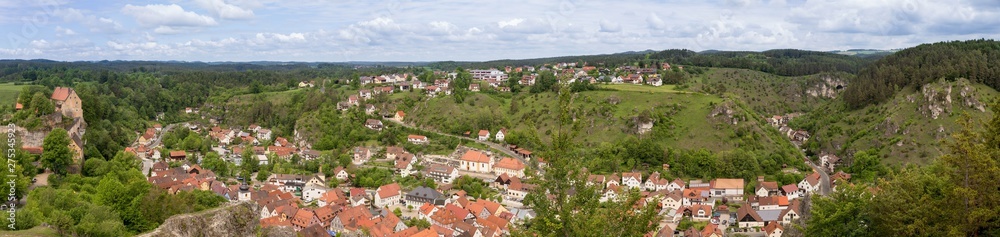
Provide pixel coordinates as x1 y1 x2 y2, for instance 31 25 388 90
14 103 22 110
169 150 186 158
389 227 420 237
805 172 821 186
494 157 524 170
259 216 291 228
21 146 43 155
757 181 779 191
623 172 642 182
411 229 439 237
50 87 71 101
478 130 489 136
408 134 427 140
377 183 402 199
711 178 745 189
781 184 799 193
460 150 491 163
763 221 783 235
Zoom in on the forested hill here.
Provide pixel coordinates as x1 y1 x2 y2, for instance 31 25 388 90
843 39 1000 109
427 49 879 76
649 49 877 76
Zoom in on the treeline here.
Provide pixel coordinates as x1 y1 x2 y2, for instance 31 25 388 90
843 39 1000 109
808 103 1000 236
649 49 876 76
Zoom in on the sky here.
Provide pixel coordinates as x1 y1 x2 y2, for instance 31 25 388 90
0 0 998 62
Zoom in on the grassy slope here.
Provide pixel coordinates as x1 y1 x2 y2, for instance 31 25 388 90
0 227 60 237
803 78 997 164
402 86 803 158
0 83 26 105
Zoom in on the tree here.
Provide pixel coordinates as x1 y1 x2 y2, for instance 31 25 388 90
29 92 55 116
41 128 73 175
256 169 270 182
846 149 885 184
202 152 229 176
806 184 873 236
938 114 1000 236
514 86 659 237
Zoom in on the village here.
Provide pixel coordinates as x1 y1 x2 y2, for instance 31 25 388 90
95 62 861 237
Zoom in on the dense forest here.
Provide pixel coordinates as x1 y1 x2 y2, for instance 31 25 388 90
843 39 1000 109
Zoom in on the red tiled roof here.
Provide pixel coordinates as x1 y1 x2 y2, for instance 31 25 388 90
377 183 401 199
461 150 490 163
494 157 524 171
50 87 71 101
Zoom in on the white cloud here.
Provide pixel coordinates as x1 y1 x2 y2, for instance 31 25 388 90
54 26 76 36
647 13 666 30
599 19 621 33
121 4 218 28
52 8 124 33
194 0 255 20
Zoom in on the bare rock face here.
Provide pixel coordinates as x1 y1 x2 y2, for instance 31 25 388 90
806 75 847 99
138 202 261 237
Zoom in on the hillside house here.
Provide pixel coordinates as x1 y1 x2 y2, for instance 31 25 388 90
798 173 821 194
365 119 383 131
407 134 428 144
352 147 371 165
622 172 643 189
478 130 490 141
495 128 506 142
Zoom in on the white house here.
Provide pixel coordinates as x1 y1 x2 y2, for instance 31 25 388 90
302 184 328 202
710 178 745 201
333 167 349 181
478 130 490 141
495 128 506 142
460 150 493 173
374 183 402 207
621 172 643 189
407 134 428 144
667 178 686 192
798 173 822 194
257 129 273 141
425 164 459 184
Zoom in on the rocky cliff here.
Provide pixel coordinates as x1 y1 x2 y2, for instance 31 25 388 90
138 202 266 237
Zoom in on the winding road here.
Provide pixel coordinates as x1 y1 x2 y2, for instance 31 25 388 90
384 119 533 169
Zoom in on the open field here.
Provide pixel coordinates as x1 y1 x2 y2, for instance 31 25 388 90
0 83 26 105
0 227 60 237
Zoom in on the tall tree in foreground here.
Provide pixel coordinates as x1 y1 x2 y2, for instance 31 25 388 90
41 128 73 175
939 112 1000 236
514 87 659 237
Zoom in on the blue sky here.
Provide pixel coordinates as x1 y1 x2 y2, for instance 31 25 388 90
1 0 998 62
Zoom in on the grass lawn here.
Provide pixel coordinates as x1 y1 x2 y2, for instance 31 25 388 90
0 226 60 237
0 83 27 105
600 84 683 93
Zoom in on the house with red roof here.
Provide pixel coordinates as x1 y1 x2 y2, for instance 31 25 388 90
493 157 525 178
375 183 402 207
460 150 493 173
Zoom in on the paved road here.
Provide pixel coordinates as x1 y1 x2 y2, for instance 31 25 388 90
801 151 831 196
385 119 532 169
389 120 521 159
